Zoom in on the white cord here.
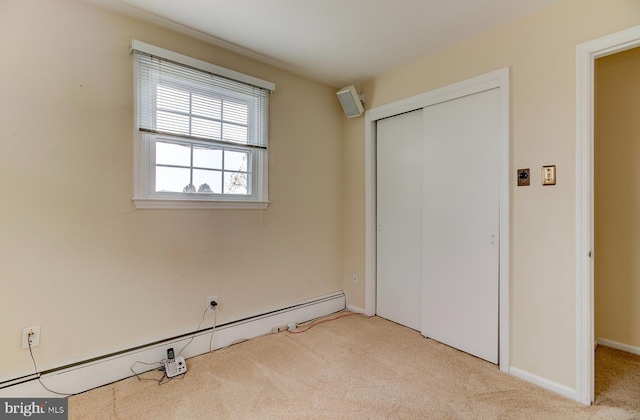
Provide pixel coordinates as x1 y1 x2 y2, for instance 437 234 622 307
209 309 217 352
177 305 212 357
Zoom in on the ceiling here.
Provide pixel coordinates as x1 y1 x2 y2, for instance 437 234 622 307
91 0 557 87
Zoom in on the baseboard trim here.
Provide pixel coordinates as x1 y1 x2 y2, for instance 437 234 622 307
0 291 346 398
347 304 366 314
597 338 640 356
509 367 577 401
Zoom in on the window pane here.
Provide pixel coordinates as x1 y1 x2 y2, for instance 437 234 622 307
156 141 191 166
192 94 221 119
156 166 191 192
224 172 248 195
157 85 190 113
224 150 248 171
191 117 221 140
193 147 222 169
223 101 248 124
157 111 190 135
194 169 222 194
222 123 247 143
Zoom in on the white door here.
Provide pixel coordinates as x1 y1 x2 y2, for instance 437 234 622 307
376 109 423 331
421 88 500 364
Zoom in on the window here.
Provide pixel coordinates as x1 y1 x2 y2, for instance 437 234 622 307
131 41 274 209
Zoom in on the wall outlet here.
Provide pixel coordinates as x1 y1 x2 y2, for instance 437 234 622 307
352 273 359 285
22 326 40 349
206 295 219 313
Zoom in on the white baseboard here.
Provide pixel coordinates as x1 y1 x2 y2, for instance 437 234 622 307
347 304 366 314
597 338 640 356
509 367 577 401
0 291 346 398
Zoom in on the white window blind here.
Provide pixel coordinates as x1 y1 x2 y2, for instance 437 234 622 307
130 41 274 209
135 52 269 149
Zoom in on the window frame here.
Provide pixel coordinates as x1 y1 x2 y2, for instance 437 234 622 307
130 40 274 210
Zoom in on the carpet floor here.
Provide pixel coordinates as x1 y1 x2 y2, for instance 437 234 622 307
69 313 640 419
595 344 640 414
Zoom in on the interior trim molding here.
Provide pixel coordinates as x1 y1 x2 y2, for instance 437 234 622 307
575 24 640 406
346 305 366 314
363 68 511 373
0 292 346 398
596 339 640 357
509 367 577 401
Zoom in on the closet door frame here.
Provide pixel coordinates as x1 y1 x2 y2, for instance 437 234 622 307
363 67 511 373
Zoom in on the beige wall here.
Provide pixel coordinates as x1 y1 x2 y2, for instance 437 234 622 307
595 47 640 348
0 0 343 380
341 115 365 306
342 0 640 388
3 0 640 395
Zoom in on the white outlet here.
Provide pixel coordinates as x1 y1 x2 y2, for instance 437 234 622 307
206 295 219 313
22 326 40 349
352 273 359 285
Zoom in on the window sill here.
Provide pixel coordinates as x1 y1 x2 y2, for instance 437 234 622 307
133 198 270 210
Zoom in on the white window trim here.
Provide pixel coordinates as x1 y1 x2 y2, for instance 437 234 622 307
130 40 273 210
130 40 275 92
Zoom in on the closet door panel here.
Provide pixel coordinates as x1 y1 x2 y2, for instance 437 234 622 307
376 109 423 331
421 88 500 364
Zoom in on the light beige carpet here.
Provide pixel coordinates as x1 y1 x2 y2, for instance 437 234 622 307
69 313 640 419
595 344 640 413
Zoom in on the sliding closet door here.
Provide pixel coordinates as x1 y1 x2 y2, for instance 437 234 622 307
376 110 422 331
421 88 500 364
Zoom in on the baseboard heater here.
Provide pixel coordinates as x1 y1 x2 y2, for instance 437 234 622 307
0 291 346 398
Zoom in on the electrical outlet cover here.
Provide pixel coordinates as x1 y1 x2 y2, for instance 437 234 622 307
206 295 219 313
22 326 41 349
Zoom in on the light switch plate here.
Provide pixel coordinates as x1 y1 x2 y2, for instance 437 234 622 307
542 165 556 186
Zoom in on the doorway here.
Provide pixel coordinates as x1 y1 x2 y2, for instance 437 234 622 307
594 46 640 405
575 25 640 405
